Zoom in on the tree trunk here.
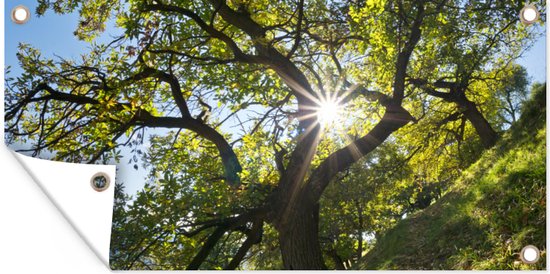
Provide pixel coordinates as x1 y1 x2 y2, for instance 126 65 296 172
277 203 327 270
271 105 413 270
461 100 499 148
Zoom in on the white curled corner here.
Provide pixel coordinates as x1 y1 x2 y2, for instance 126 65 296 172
11 151 115 266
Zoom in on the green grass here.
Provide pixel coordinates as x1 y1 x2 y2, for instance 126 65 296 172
357 85 546 270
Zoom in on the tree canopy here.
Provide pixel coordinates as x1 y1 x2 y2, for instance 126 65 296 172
5 0 543 270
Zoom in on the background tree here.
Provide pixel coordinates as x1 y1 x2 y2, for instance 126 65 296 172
494 65 530 125
5 0 542 269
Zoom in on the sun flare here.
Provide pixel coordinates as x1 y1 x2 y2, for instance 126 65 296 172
316 99 341 126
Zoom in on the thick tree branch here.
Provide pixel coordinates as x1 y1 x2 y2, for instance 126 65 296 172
409 77 459 100
304 2 427 202
343 80 391 105
286 0 305 58
7 83 243 186
307 105 414 201
204 0 318 121
393 1 425 103
185 209 266 269
409 77 499 148
142 2 265 64
409 79 454 101
186 225 228 270
437 112 463 127
224 219 264 270
135 111 242 185
147 48 236 65
206 0 266 39
144 0 318 132
134 67 192 117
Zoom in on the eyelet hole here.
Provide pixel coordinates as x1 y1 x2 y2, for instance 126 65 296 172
520 245 540 264
11 5 31 24
90 172 110 192
519 4 539 25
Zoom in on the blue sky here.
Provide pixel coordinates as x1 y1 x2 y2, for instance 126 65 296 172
5 1 546 195
5 0 144 194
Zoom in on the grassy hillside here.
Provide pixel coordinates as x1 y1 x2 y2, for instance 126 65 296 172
357 84 546 270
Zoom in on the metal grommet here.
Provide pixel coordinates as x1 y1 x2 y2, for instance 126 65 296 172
11 5 31 24
520 245 540 264
519 4 539 25
90 172 110 192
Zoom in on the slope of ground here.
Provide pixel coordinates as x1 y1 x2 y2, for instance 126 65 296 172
357 85 546 270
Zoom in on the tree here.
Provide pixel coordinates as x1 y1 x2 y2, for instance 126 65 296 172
5 0 541 269
405 1 536 148
495 65 530 125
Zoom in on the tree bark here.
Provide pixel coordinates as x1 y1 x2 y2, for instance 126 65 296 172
460 100 499 148
270 105 413 270
277 203 327 270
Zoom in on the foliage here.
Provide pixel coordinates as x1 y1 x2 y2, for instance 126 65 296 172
358 84 546 270
4 0 545 270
